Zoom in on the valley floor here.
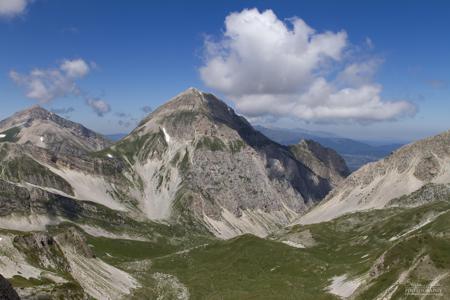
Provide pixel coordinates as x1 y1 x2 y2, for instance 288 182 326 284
2 193 450 299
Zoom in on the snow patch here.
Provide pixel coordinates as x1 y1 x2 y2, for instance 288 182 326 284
106 153 114 159
282 240 305 249
40 136 44 142
0 134 6 138
162 127 171 143
327 274 362 298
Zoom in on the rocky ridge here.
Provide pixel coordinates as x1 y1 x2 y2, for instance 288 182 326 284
299 129 450 224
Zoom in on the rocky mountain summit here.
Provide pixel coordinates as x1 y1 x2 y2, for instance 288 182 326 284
103 88 346 238
0 106 111 156
0 88 349 239
299 129 450 224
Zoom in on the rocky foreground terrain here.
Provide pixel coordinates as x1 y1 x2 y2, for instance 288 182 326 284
0 88 449 299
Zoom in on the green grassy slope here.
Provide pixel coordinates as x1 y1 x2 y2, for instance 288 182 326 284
3 186 450 299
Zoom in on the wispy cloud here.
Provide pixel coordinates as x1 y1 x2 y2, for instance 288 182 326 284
10 58 92 103
10 58 112 117
200 8 416 123
0 0 31 19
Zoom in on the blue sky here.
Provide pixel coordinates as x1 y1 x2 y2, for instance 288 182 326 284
1 0 449 141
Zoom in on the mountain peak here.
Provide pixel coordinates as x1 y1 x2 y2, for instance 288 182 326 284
16 105 53 120
163 87 218 108
0 105 53 131
136 88 237 131
24 105 48 112
0 105 111 155
185 86 203 94
110 88 335 238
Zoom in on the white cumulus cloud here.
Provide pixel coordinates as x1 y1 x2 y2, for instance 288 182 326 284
60 59 90 78
200 8 416 123
10 58 92 103
10 58 112 117
0 0 30 18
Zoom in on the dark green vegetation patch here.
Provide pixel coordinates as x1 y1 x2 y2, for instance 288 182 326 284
0 126 21 143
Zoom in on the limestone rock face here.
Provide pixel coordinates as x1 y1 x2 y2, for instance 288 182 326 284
299 130 450 224
289 139 350 188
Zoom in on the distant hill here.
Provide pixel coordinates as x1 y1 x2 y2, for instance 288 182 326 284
254 125 404 171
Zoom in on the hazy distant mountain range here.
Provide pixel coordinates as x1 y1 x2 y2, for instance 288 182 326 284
253 125 405 171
